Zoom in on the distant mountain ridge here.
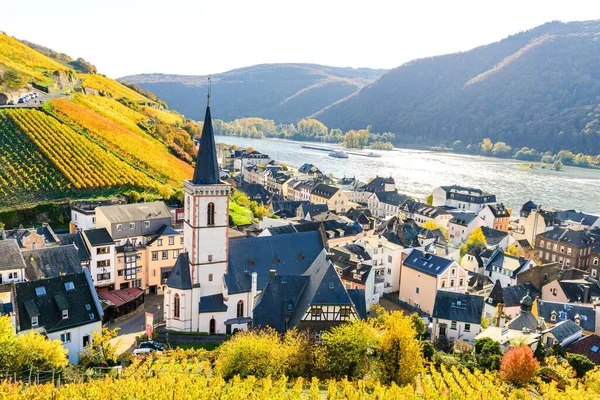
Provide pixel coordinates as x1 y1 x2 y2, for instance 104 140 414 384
315 20 600 154
120 64 386 123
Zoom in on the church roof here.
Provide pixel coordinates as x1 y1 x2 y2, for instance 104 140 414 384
166 252 192 290
192 105 220 185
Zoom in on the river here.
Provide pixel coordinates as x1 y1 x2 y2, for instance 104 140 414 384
216 135 600 215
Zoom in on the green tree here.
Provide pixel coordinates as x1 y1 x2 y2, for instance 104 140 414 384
474 337 502 371
553 160 563 171
79 327 119 368
127 191 141 203
492 141 512 156
409 313 426 340
425 194 433 205
460 227 487 258
566 353 595 378
322 319 378 379
1 69 23 90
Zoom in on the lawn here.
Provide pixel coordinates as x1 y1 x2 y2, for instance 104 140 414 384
174 343 221 351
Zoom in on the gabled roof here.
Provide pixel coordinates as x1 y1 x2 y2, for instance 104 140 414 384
58 233 91 261
537 300 596 333
96 201 172 224
557 279 600 303
365 176 394 192
14 270 102 333
311 184 339 199
0 240 26 271
566 334 600 363
485 249 532 277
347 289 368 319
403 249 454 277
480 226 509 246
272 200 309 218
507 310 542 332
83 228 114 247
375 191 410 207
485 204 511 218
449 212 478 226
300 203 329 217
192 105 220 185
441 185 496 204
166 252 192 290
225 231 324 294
433 291 484 324
22 245 83 281
3 226 58 248
298 163 322 175
198 293 228 313
555 210 599 227
546 319 582 342
487 281 540 308
538 227 596 248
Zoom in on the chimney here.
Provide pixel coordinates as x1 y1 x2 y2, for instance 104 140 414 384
269 269 276 279
250 272 258 311
496 303 504 327
18 224 23 230
583 285 590 304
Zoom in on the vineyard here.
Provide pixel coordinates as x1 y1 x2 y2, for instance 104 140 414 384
141 105 184 126
78 74 149 101
0 352 599 399
52 98 193 184
73 94 148 135
0 113 72 207
4 108 158 191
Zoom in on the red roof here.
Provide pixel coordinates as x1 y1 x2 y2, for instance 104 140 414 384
566 334 600 364
98 287 144 307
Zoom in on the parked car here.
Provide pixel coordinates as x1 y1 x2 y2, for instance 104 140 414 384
132 347 155 356
17 98 24 104
7 100 14 105
138 340 165 351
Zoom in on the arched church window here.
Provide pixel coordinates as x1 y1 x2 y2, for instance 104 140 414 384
207 202 215 226
237 300 244 318
174 294 180 319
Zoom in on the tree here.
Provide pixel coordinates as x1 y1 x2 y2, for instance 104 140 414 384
1 69 23 90
499 346 540 386
425 194 433 205
409 313 426 340
79 327 119 368
322 319 378 379
480 315 489 329
378 312 424 385
480 138 493 154
13 331 69 372
474 337 502 371
460 227 487 258
553 160 563 171
127 190 141 203
505 244 521 257
422 221 448 240
566 353 595 378
0 316 17 368
492 142 512 157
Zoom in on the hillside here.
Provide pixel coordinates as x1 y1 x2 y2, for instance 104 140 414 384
120 64 385 123
0 32 196 210
315 20 600 154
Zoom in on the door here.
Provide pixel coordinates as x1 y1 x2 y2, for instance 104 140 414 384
226 324 231 335
209 318 216 334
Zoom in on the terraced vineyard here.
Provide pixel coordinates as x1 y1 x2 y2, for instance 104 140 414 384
141 105 184 125
0 113 72 207
78 74 149 101
52 98 193 184
73 94 148 134
5 108 158 190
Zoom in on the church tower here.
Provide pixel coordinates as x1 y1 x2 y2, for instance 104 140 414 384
183 96 230 296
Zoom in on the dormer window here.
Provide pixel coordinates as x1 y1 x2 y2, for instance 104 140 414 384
550 311 557 322
31 316 38 327
62 310 69 319
35 286 46 296
129 222 135 230
64 282 75 291
117 224 122 232
328 282 334 289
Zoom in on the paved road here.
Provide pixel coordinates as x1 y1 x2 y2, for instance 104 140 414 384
0 91 69 108
108 294 164 355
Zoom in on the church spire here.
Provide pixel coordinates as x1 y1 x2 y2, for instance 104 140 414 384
192 86 220 185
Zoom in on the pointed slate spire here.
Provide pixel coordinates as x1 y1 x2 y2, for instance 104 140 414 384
192 90 220 185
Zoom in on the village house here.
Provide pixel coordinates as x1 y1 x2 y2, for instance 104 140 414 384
484 249 536 287
70 200 119 232
535 227 596 269
541 319 583 348
355 235 404 293
448 212 483 246
13 270 104 363
330 245 380 307
565 334 600 364
310 184 349 213
297 203 329 220
367 191 411 218
0 240 27 284
345 208 375 231
478 204 511 232
399 249 469 315
346 176 395 204
480 226 515 250
485 281 541 320
22 245 82 281
541 275 600 304
58 232 92 270
401 201 452 230
537 299 599 334
589 243 600 279
233 150 271 174
432 291 484 344
2 224 59 250
297 163 323 178
432 185 496 213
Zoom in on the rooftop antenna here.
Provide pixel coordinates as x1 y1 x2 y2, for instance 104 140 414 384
207 77 211 107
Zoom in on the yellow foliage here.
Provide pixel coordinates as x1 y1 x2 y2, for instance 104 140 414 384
141 106 184 125
73 94 147 134
78 74 148 101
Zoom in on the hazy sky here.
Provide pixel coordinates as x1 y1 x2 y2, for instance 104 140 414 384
3 0 600 78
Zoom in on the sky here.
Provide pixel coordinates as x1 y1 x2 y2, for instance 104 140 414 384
3 0 600 78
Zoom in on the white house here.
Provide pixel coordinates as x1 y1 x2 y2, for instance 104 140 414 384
484 249 536 287
13 270 104 363
0 240 27 284
354 235 404 293
432 291 484 344
367 191 411 218
82 228 116 289
432 185 496 213
448 211 483 246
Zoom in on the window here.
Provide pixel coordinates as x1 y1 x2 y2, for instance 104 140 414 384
560 246 565 253
311 307 322 317
180 237 184 244
451 321 457 330
208 274 213 282
567 248 572 255
129 222 135 230
594 258 599 266
328 282 334 289
415 287 420 294
157 239 163 247
459 278 464 286
97 260 111 268
173 294 180 319
97 247 110 255
117 224 122 231
83 335 91 347
207 202 215 226
388 255 393 263
117 257 124 264
97 273 111 281
162 251 168 260
144 221 150 228
152 252 158 261
540 240 545 247
31 316 38 327
450 279 455 287
168 236 175 246
340 307 351 318
387 268 392 275
287 302 294 311
237 300 244 318
60 332 71 343
550 312 557 322
62 310 69 319
133 279 142 288
35 286 46 296
85 304 91 311
208 255 213 262
451 268 456 276
593 269 598 278
173 250 180 258
441 280 446 288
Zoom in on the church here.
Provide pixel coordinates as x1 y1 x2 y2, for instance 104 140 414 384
163 98 366 334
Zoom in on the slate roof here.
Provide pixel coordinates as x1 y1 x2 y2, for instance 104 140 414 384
265 225 298 236
14 270 103 333
225 231 324 294
365 176 395 192
298 163 322 175
566 334 600 364
3 226 58 248
480 226 509 246
272 200 309 218
238 183 272 203
144 224 181 247
198 293 228 313
506 311 542 331
299 203 329 217
558 279 600 303
449 212 478 226
403 249 454 277
83 228 114 247
485 249 531 277
537 300 596 333
346 208 372 225
96 201 171 224
166 252 192 290
375 191 410 207
57 233 91 262
22 245 83 281
467 271 493 291
0 240 26 271
311 184 339 199
555 210 599 227
253 275 309 332
442 185 496 204
546 319 582 342
538 228 596 248
433 291 484 324
485 204 511 218
487 281 540 307
347 289 368 319
193 105 220 184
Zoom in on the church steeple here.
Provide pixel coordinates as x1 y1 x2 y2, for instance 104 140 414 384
192 94 220 185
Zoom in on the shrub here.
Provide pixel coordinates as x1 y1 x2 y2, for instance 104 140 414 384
499 346 540 386
422 341 435 361
566 353 595 378
474 337 502 371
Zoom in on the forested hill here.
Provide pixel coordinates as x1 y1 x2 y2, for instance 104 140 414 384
120 64 385 123
314 20 600 154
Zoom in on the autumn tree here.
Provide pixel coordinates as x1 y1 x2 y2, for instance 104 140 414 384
13 331 69 372
79 327 119 368
480 138 493 154
505 244 521 257
422 221 448 240
460 227 487 257
297 119 328 139
553 160 563 171
425 194 433 205
499 346 540 386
